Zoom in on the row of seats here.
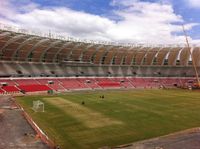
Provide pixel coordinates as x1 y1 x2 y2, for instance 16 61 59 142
19 85 52 92
2 86 19 92
98 82 121 88
0 88 5 93
0 84 52 94
0 77 195 94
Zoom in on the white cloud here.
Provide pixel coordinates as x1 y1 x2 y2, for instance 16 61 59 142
109 0 198 44
185 0 200 8
0 0 199 44
14 7 116 41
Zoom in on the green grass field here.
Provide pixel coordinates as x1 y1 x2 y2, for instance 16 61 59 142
16 89 200 149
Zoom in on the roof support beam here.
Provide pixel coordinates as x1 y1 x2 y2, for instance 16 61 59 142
120 47 134 65
150 47 162 65
53 42 73 62
79 44 95 62
110 47 123 65
25 38 49 61
99 46 114 65
39 40 62 62
12 36 39 60
0 34 26 55
66 43 83 60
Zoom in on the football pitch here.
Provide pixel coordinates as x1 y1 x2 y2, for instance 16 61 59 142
16 89 200 149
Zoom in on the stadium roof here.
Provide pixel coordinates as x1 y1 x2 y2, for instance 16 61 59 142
1 28 199 67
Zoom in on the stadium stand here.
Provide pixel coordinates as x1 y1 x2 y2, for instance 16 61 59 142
0 25 199 94
0 77 195 94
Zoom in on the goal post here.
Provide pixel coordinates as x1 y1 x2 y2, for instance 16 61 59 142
32 100 44 112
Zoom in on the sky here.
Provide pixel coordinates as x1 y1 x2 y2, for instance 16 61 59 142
0 0 200 45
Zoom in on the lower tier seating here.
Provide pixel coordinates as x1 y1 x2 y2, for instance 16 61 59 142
18 84 52 92
2 86 20 93
0 77 196 94
98 82 121 88
0 88 4 93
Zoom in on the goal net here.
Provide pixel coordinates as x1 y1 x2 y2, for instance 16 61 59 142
32 100 44 112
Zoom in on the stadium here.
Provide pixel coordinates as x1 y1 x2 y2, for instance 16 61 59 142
1 23 200 149
1 1 200 148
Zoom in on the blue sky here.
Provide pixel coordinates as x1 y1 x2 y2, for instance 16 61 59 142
0 0 200 44
171 0 200 39
30 0 200 21
34 0 200 39
32 0 112 13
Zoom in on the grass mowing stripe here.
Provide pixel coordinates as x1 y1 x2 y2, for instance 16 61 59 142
44 97 123 128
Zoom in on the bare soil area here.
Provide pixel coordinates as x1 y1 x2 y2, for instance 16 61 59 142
0 96 49 149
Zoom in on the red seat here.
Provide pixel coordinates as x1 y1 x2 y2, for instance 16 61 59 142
18 84 52 92
0 79 16 86
2 86 20 92
0 88 4 93
15 79 39 85
58 78 87 90
37 79 65 91
98 82 121 88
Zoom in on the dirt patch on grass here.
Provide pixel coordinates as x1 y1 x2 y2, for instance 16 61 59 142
44 97 122 128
